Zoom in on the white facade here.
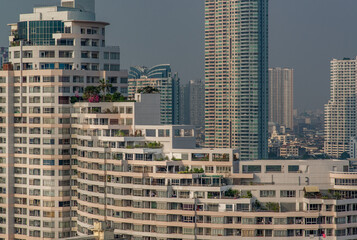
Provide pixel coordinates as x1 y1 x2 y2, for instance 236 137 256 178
325 58 357 158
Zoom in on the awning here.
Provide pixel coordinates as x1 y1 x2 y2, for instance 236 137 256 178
304 186 319 193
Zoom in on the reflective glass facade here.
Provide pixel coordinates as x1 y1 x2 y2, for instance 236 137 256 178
17 20 64 45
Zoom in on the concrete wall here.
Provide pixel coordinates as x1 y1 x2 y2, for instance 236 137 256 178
134 93 161 125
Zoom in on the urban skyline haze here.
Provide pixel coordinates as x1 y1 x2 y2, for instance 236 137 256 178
0 0 356 111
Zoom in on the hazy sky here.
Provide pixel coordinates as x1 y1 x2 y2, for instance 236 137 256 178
1 0 357 111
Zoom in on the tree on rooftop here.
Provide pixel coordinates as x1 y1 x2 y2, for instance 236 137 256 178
137 86 159 94
99 79 112 96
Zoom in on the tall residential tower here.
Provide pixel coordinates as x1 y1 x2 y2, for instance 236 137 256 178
204 0 269 160
0 0 128 238
269 68 294 130
325 58 357 158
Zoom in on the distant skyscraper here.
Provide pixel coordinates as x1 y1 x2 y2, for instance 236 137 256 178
189 79 205 128
204 0 269 160
128 64 180 124
269 68 294 130
325 58 357 158
0 47 8 69
180 79 205 128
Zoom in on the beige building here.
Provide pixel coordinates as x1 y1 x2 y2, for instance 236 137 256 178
71 96 357 239
269 68 294 130
0 0 128 239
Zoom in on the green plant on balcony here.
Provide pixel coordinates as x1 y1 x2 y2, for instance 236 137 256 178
333 192 342 200
224 188 239 198
146 141 162 148
137 86 160 94
193 168 204 173
241 191 253 198
116 130 126 137
253 200 262 210
265 202 280 212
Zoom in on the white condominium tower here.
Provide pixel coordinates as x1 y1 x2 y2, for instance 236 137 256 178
0 0 128 239
269 68 294 130
325 58 357 158
204 0 269 160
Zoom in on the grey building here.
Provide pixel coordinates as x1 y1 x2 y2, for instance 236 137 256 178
269 68 294 130
182 79 205 128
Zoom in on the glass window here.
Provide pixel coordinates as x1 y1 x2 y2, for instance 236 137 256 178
266 165 282 173
288 165 299 172
242 165 261 173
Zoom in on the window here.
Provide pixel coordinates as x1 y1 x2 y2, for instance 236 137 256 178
43 160 55 166
40 63 54 69
40 51 55 58
236 204 249 212
110 64 120 71
43 76 54 82
280 190 296 198
57 39 74 46
23 51 33 58
335 217 346 224
59 51 73 58
146 129 156 137
305 218 318 224
288 165 299 172
242 165 261 173
260 190 276 197
14 51 20 58
43 108 55 114
266 165 282 173
110 52 120 59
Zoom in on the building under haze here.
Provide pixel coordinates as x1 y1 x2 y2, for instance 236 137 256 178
181 79 205 128
269 68 294 130
0 0 128 238
325 58 357 158
128 64 180 125
204 0 269 160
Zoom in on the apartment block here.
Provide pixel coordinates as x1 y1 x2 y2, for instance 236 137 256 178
70 97 357 239
204 0 269 160
325 58 357 158
0 0 128 238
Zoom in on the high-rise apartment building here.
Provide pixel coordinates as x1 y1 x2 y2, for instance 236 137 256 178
128 64 180 124
269 68 294 130
0 0 128 238
325 58 357 158
204 0 269 160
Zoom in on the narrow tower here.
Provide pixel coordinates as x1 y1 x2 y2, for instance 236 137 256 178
204 0 269 160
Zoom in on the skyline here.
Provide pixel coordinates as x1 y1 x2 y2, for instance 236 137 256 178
0 0 357 111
